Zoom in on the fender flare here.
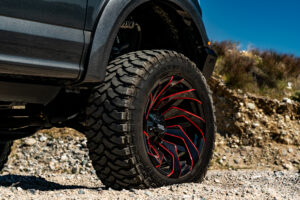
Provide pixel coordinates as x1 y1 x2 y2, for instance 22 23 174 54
82 0 210 83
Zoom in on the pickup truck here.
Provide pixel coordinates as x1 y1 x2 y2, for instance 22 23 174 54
0 0 217 189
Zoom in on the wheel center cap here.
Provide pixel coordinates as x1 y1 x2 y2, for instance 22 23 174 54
154 123 165 135
148 113 166 136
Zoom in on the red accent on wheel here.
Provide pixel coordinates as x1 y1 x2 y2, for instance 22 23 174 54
166 125 199 154
154 89 196 108
171 97 202 104
165 115 205 140
164 132 194 170
162 106 206 123
146 77 174 119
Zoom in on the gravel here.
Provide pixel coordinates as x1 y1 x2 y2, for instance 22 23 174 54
0 131 299 199
2 131 95 176
0 170 298 200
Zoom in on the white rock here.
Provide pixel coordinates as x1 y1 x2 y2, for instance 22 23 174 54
287 82 293 90
252 123 260 128
49 162 56 170
61 154 68 162
39 136 47 142
214 179 221 183
24 138 37 146
247 103 256 110
236 112 242 119
282 98 292 104
145 191 152 196
282 163 294 170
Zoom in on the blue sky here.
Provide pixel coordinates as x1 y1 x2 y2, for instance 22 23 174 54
200 0 300 57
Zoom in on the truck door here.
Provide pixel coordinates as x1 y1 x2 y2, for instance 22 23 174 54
0 0 87 82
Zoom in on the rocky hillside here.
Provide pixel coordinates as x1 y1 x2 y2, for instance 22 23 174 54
209 75 300 171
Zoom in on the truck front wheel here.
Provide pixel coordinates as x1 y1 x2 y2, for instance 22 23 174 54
85 50 215 189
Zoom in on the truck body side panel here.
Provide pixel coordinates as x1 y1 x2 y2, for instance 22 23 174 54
0 0 87 81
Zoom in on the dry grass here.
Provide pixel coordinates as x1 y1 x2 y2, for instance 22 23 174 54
212 41 300 100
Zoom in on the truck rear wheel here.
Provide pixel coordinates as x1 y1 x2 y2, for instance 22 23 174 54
0 142 12 172
85 50 215 189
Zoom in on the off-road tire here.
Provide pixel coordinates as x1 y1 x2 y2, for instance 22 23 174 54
0 142 12 172
85 50 215 189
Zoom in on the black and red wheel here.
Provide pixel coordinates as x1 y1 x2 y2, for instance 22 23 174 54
144 75 207 178
85 50 215 189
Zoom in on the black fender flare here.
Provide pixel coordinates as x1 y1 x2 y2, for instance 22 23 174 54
82 0 210 83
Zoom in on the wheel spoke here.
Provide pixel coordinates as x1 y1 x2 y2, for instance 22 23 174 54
144 131 163 165
171 97 202 104
165 125 199 170
154 89 196 109
165 115 205 140
159 140 181 178
146 76 173 119
162 106 205 123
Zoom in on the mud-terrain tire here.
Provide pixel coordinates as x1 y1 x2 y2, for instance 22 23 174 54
0 142 12 172
85 50 215 189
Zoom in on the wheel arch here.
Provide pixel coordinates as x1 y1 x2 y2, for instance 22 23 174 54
82 0 215 84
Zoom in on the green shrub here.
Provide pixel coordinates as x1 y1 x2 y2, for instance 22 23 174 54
212 41 300 99
291 91 300 102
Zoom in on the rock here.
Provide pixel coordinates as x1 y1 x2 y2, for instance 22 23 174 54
24 138 37 146
39 136 47 142
247 103 256 110
274 171 284 177
234 159 240 164
145 191 152 196
81 160 88 166
282 98 292 104
287 82 293 90
288 148 293 153
78 190 85 194
72 167 78 174
282 163 293 170
29 189 36 195
256 136 263 140
280 131 287 136
61 154 68 162
214 179 221 183
281 150 287 156
130 189 138 194
252 123 260 128
235 112 242 119
49 162 56 170
282 138 292 145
